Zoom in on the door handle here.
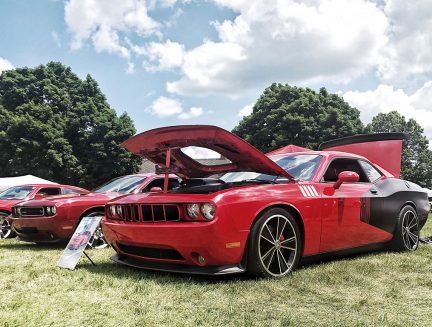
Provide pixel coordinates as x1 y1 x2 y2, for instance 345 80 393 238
370 189 378 195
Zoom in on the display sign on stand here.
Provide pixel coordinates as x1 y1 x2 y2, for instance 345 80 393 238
57 216 102 270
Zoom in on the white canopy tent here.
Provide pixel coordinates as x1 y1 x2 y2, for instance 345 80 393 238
0 175 56 193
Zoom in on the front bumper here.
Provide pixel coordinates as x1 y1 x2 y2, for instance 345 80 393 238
111 254 245 275
102 218 249 270
10 216 75 242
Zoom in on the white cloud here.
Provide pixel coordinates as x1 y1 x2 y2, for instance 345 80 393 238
149 96 183 118
142 40 184 72
64 0 161 70
167 0 388 95
0 57 14 74
51 31 61 48
91 26 130 59
238 103 253 117
149 97 203 120
178 107 203 120
343 82 432 143
378 0 432 85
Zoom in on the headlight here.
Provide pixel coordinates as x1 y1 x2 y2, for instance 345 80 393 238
187 203 199 219
200 203 216 220
45 206 56 216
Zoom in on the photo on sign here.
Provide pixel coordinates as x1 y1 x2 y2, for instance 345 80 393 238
57 216 102 270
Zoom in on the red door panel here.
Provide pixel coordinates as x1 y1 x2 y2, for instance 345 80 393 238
320 183 391 252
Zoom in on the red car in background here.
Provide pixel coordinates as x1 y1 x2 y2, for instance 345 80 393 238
0 184 88 239
9 174 180 247
102 125 430 277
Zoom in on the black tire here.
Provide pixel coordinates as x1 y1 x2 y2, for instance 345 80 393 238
390 205 419 252
85 211 109 249
247 208 302 278
0 212 15 240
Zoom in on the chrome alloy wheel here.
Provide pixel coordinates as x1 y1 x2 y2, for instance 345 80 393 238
0 213 12 240
258 214 298 277
401 209 419 251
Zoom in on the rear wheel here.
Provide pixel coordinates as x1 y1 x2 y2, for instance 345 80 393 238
247 208 302 278
85 212 109 249
391 205 419 251
0 212 14 239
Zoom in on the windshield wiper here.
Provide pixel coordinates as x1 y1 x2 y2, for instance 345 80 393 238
242 178 276 184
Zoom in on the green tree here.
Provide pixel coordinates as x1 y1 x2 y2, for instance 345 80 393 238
0 62 141 188
233 84 363 152
365 111 432 188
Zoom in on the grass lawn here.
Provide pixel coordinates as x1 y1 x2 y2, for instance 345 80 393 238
0 216 431 327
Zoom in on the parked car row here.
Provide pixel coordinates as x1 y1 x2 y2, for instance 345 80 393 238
1 125 430 278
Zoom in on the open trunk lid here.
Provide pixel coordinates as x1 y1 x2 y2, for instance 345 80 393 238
319 133 407 178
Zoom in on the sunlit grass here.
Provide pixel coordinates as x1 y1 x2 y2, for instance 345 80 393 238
0 216 431 327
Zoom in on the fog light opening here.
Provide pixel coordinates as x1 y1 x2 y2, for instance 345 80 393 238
198 255 205 265
191 252 206 266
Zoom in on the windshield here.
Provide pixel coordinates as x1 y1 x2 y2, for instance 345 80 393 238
94 176 146 193
221 154 322 183
0 186 35 200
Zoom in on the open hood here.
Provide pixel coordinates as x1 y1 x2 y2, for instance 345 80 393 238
319 133 407 178
122 125 293 179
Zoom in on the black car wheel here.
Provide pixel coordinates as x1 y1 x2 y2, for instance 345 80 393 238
247 208 302 278
85 212 109 249
0 212 14 240
391 205 419 251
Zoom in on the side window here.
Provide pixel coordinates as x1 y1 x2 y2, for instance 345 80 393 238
37 188 61 197
322 158 369 183
142 179 180 192
358 160 382 182
63 188 85 195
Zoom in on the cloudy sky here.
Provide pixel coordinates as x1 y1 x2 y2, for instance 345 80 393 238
1 0 432 149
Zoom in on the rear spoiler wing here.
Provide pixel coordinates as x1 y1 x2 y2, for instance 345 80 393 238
319 133 408 178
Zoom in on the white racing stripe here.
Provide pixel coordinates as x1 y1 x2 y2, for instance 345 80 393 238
299 185 319 198
298 185 307 197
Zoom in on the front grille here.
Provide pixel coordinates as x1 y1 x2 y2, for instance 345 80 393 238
118 244 184 260
19 207 44 217
111 204 181 223
141 205 180 222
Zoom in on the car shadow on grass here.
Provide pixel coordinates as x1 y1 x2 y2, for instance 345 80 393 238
0 240 65 251
76 244 391 285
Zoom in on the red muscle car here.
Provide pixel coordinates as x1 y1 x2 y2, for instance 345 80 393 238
9 174 180 246
0 184 88 239
102 125 430 277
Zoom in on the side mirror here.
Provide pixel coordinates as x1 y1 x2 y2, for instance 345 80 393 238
149 187 163 192
34 193 45 200
334 171 359 189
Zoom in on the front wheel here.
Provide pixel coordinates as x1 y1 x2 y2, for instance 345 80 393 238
85 212 109 249
391 205 419 251
0 212 14 240
247 208 302 278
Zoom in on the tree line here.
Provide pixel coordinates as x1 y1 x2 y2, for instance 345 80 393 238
1 64 431 188
234 83 432 188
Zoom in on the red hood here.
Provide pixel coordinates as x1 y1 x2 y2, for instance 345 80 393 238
0 199 22 211
15 192 124 207
267 144 311 156
121 125 293 179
